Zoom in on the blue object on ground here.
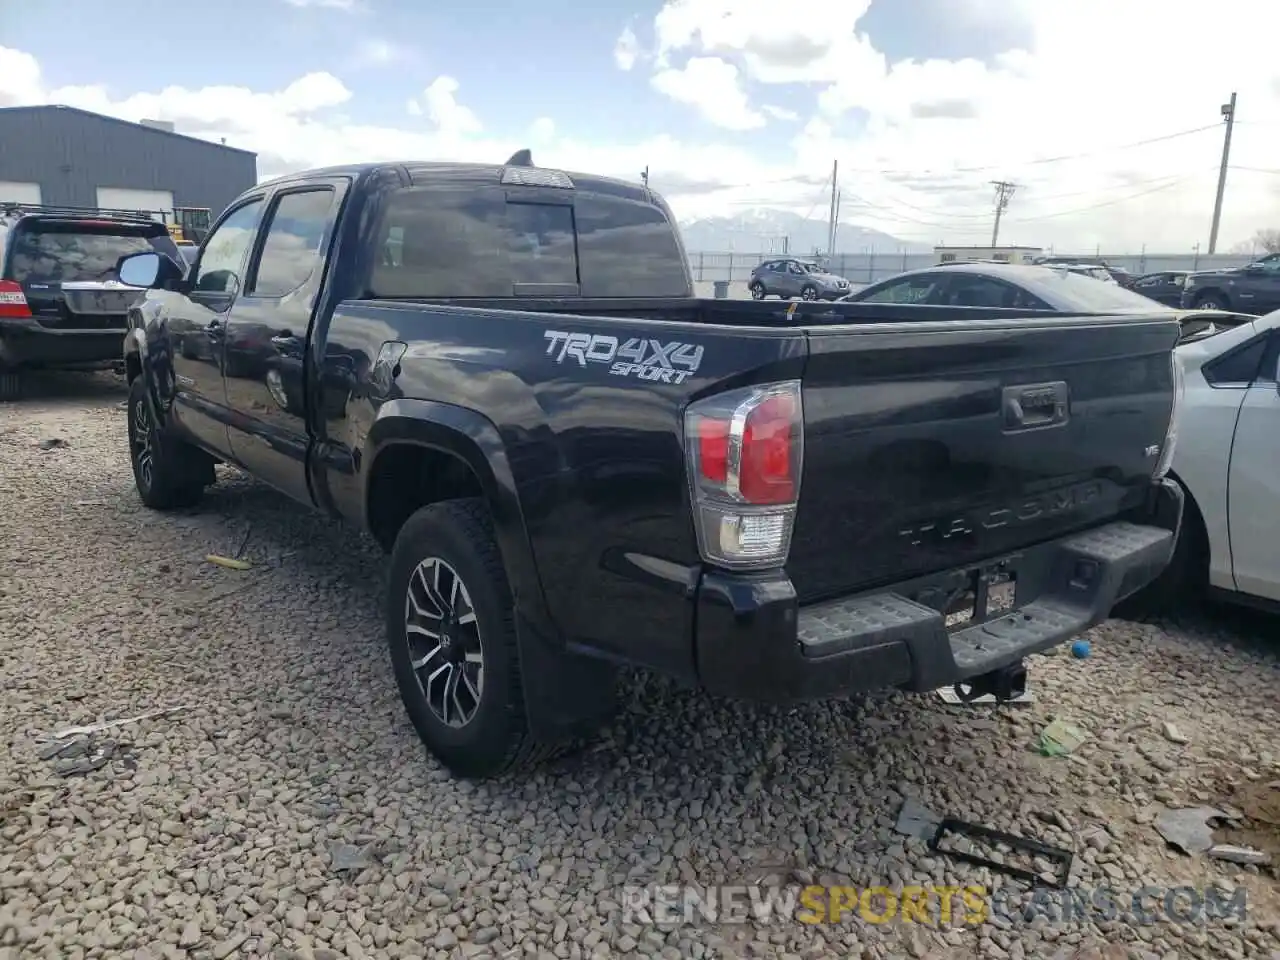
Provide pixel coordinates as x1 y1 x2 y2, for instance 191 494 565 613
1071 639 1091 659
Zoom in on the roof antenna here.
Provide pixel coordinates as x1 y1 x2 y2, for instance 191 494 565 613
505 148 533 167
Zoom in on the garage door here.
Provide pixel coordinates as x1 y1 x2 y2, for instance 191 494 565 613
96 187 173 221
0 181 42 204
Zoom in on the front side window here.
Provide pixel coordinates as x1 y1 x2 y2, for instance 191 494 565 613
194 199 264 294
249 189 335 297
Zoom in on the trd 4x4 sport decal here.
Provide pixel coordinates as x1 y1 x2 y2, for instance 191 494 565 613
543 330 704 384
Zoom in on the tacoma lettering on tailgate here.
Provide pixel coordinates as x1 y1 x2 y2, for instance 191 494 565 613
543 330 704 384
898 479 1105 546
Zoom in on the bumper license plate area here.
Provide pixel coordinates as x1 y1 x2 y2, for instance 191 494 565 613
940 565 1018 632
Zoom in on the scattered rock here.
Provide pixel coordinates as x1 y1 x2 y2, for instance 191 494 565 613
1 382 1276 960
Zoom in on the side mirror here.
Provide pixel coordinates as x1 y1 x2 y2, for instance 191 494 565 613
1244 265 1265 276
117 252 166 288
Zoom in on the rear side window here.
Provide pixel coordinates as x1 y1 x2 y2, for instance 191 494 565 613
249 188 335 297
6 226 168 283
1204 335 1268 387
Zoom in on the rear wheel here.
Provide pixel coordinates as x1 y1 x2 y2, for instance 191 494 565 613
801 285 818 301
127 377 213 510
387 499 556 778
1193 293 1227 311
749 281 767 300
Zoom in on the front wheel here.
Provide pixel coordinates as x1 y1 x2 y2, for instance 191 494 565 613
801 285 818 301
387 499 556 778
127 377 212 510
1193 294 1227 311
749 282 766 300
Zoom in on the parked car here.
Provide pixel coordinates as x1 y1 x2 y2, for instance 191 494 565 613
1180 253 1280 313
1122 307 1280 614
1131 270 1192 307
748 258 852 300
116 155 1182 779
0 208 184 399
838 263 1169 312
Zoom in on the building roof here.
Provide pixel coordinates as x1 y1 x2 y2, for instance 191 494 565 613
0 104 257 157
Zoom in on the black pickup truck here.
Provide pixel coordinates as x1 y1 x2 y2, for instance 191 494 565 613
116 154 1185 778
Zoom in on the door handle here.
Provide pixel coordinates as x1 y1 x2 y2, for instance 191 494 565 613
205 319 224 339
270 331 303 348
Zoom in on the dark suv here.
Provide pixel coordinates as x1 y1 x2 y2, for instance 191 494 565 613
748 258 852 300
0 208 182 398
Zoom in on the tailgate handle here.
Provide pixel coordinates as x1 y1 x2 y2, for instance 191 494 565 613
1003 381 1068 432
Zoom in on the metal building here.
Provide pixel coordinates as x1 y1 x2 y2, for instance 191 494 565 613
0 105 257 235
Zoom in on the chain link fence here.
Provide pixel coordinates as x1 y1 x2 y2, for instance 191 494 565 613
685 250 1258 285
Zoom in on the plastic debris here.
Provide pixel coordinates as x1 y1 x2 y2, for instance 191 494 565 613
894 797 943 841
1155 806 1225 855
328 841 375 872
1207 844 1270 865
47 704 192 741
206 554 252 570
937 686 1034 705
1070 639 1091 659
1037 719 1090 757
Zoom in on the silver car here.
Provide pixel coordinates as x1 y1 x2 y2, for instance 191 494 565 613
748 258 852 301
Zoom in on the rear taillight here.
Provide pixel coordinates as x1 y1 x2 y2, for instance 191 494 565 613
684 380 803 570
0 280 31 318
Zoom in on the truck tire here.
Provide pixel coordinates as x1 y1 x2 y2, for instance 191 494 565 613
1193 293 1227 311
126 377 212 510
0 368 21 401
387 498 555 779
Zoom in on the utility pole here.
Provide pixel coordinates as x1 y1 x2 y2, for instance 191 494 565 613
990 180 1017 247
826 159 838 256
641 166 650 187
1208 92 1237 254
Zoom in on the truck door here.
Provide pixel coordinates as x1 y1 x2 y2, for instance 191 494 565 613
168 197 265 454
224 183 343 505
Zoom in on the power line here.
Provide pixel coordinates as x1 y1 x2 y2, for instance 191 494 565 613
1004 174 1202 222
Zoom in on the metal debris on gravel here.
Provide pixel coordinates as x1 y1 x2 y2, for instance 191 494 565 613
1 373 1279 960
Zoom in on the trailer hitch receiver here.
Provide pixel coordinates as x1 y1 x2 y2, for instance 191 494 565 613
953 659 1028 703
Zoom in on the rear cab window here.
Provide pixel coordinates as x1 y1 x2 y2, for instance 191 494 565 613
367 183 690 299
3 219 182 284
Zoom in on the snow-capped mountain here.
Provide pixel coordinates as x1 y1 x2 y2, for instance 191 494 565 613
676 208 928 255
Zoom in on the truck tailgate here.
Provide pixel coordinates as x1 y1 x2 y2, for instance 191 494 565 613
789 314 1179 604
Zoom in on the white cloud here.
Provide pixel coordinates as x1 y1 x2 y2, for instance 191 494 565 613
8 0 1280 256
529 117 555 142
418 77 481 137
613 26 641 72
650 57 764 131
282 0 364 10
762 105 799 122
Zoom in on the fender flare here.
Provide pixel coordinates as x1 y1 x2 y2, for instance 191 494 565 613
363 398 552 628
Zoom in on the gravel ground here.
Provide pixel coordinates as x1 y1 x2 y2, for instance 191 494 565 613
1 372 1278 960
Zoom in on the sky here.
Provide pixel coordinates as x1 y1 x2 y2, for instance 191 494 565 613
3 0 1280 253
